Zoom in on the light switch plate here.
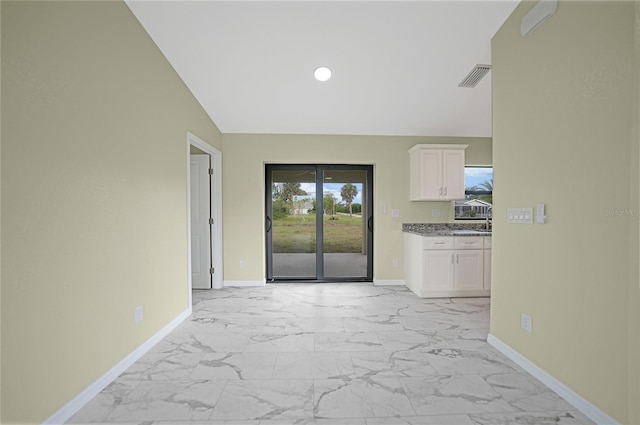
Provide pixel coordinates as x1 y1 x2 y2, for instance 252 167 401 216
536 203 546 224
507 208 533 224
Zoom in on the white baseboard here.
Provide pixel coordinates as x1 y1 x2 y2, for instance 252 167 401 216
223 279 266 287
43 307 192 425
373 279 406 286
487 334 620 425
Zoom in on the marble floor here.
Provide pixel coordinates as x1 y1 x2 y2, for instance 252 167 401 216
68 283 594 425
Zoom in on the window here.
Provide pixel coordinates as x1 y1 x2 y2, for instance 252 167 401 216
454 166 493 220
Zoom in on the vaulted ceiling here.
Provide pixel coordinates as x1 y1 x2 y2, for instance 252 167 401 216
126 1 519 137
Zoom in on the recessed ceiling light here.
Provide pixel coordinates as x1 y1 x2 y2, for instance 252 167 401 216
314 66 332 82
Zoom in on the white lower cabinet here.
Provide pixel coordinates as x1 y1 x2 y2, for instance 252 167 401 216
423 250 455 292
453 249 484 291
405 233 491 298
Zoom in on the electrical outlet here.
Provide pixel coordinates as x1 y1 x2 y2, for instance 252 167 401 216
432 209 441 218
520 313 532 333
135 306 144 325
392 259 399 268
391 209 400 218
240 260 246 269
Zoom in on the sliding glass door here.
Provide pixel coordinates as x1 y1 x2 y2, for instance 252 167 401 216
267 166 317 278
322 168 371 278
266 164 373 281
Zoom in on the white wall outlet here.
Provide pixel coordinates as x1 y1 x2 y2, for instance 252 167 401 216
391 208 400 218
240 260 246 269
135 306 144 325
520 313 532 333
432 209 441 218
392 259 399 268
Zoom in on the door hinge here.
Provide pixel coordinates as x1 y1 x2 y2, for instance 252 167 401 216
209 218 214 225
208 168 213 175
209 267 215 274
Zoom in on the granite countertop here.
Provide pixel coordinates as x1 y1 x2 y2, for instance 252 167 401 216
402 223 492 237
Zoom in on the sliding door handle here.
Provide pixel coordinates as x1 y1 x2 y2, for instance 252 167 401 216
266 216 272 233
367 216 373 232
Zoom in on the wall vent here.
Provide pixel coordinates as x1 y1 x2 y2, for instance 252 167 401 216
458 64 492 88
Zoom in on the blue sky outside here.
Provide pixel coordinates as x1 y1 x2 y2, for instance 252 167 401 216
299 182 363 205
296 167 491 204
464 167 493 189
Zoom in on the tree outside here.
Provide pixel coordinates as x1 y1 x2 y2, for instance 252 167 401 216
323 193 336 216
478 179 493 204
458 179 493 218
273 182 308 216
271 181 363 253
335 203 361 214
340 183 359 217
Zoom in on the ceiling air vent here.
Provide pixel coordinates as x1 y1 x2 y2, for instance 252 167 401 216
458 64 492 88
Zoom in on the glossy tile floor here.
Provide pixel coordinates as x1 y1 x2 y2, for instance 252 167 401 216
68 283 594 425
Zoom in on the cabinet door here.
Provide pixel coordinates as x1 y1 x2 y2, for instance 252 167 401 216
423 250 454 291
417 149 443 200
442 149 465 199
483 249 492 290
454 250 484 290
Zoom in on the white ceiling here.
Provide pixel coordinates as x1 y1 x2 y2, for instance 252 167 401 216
125 1 519 137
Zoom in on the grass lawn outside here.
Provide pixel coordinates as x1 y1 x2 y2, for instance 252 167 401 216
272 213 363 253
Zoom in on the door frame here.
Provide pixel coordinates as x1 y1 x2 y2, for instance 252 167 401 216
265 164 373 282
187 132 223 302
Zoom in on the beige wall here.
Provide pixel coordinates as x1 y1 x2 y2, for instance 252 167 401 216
0 0 3 420
221 134 491 283
1 1 221 423
630 3 640 423
492 1 637 423
190 145 207 155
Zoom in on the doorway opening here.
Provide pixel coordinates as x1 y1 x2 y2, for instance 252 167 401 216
187 133 222 301
265 164 373 282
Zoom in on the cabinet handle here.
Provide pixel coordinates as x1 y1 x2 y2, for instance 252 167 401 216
439 187 443 196
444 187 447 196
434 242 445 245
456 254 459 264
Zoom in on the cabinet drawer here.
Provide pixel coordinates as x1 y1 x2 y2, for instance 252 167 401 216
454 237 484 249
423 237 454 250
484 237 492 249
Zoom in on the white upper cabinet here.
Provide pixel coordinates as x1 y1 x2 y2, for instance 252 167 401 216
442 149 466 200
409 144 467 201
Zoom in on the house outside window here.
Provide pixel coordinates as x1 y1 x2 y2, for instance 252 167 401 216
454 166 493 220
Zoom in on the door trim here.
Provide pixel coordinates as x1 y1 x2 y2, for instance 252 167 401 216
187 132 223 299
190 154 213 289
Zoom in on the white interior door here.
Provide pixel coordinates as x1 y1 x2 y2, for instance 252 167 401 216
190 154 212 289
